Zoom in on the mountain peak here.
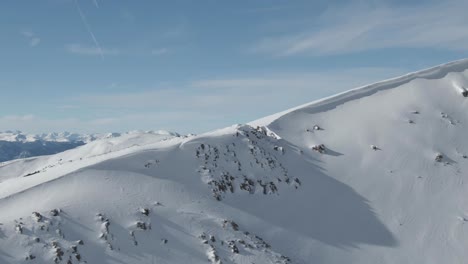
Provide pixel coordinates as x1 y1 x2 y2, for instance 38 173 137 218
252 58 468 127
1 60 468 263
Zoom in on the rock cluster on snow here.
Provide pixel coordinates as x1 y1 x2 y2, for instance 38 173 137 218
195 125 300 200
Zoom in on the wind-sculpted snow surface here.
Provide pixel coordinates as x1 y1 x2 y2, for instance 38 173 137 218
1 59 468 263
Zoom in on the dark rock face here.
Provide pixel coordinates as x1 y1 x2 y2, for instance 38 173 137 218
0 141 85 162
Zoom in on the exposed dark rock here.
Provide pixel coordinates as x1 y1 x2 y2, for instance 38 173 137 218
312 144 326 153
136 221 147 230
50 209 60 217
32 212 43 222
140 208 150 216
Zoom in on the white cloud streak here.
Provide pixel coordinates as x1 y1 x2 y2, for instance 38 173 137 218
253 1 468 56
61 67 406 133
74 0 104 58
151 48 169 55
1 68 407 134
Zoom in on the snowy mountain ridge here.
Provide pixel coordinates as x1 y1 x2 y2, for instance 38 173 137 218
1 58 468 264
252 57 468 126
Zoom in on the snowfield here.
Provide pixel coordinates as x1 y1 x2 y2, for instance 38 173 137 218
1 59 468 263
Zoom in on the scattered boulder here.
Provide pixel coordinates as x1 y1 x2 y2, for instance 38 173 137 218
199 233 208 244
228 240 239 254
207 245 221 264
50 209 60 217
222 220 239 231
102 220 110 233
25 254 36 261
71 245 78 253
370 145 380 151
435 153 443 162
273 145 284 154
96 213 106 222
312 144 326 153
136 221 147 230
455 84 468 97
53 246 64 260
313 125 322 130
294 178 301 186
32 212 43 222
280 255 291 263
15 224 23 234
140 208 150 216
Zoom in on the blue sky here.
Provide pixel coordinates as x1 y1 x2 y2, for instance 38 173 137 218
1 0 468 134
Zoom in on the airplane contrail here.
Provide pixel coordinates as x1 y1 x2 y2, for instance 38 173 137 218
74 0 104 58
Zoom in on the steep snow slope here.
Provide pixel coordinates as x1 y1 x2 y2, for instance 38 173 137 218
1 59 468 264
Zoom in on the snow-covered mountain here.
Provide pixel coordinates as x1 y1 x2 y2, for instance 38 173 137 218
0 130 179 162
1 59 468 264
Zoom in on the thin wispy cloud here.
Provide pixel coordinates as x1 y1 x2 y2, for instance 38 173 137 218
253 1 468 56
77 67 405 110
151 48 169 56
66 43 119 56
2 115 35 122
57 105 79 110
190 67 406 95
20 30 41 47
74 0 104 58
57 66 406 133
92 0 99 8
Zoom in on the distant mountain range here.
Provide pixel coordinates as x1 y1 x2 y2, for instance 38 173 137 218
0 130 180 162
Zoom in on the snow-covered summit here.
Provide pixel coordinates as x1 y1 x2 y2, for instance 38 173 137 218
1 59 468 263
252 58 468 127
